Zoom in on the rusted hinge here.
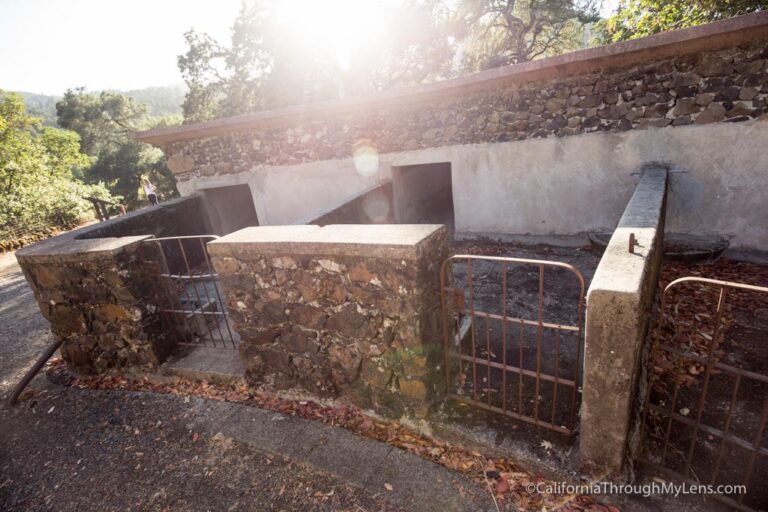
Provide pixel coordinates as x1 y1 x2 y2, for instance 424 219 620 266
445 287 466 313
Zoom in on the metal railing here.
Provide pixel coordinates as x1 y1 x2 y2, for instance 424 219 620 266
85 196 126 221
639 276 768 511
441 255 585 435
143 235 237 349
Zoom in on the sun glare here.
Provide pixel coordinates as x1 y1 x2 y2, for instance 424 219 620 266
274 0 391 71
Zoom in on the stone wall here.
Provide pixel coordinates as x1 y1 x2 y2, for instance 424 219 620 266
164 43 768 183
14 196 212 375
209 225 449 418
17 237 171 374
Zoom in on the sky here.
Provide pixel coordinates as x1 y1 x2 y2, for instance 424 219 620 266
0 0 242 95
0 0 620 96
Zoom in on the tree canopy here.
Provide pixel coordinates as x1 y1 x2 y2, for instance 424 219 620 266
178 1 455 122
0 90 115 231
56 88 178 207
452 0 600 71
600 0 767 42
178 0 600 122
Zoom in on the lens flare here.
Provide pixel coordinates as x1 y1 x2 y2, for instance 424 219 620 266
352 141 379 177
362 191 391 223
336 43 351 72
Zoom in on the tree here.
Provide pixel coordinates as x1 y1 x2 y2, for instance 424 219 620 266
56 89 178 207
600 0 767 43
178 0 454 122
56 88 149 155
452 0 600 71
0 90 115 231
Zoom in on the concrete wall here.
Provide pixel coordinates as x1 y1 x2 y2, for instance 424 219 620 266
76 196 210 240
309 182 396 225
580 168 667 478
178 120 768 250
177 157 390 227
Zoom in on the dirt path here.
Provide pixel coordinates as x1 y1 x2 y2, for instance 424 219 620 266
0 387 410 511
0 252 54 397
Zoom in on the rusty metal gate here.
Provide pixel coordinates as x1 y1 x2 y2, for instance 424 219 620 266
639 277 768 511
440 255 585 435
143 235 237 349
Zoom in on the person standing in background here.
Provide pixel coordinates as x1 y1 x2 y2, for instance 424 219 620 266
141 177 159 206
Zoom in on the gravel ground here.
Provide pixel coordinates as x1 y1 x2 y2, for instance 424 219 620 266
0 387 405 512
0 252 54 397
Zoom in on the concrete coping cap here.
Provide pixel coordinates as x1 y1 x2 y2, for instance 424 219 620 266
207 224 446 260
16 235 152 264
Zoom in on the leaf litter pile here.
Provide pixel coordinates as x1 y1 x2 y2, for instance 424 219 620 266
45 360 616 512
650 260 768 388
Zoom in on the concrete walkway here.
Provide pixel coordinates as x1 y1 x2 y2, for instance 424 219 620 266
1 386 493 511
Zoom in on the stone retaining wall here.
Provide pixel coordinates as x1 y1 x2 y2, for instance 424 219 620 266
14 196 211 374
17 237 171 374
209 225 449 418
162 42 768 183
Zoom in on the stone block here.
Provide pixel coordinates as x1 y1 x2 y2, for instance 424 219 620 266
213 224 448 419
326 305 376 338
399 378 428 401
16 234 167 375
290 304 327 330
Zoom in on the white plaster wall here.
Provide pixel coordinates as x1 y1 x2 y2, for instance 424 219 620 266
177 120 768 250
177 158 391 226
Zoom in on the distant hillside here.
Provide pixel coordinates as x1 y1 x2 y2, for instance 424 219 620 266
110 84 186 117
15 84 186 126
18 92 60 125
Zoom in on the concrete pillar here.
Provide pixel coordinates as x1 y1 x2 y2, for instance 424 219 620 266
580 168 668 478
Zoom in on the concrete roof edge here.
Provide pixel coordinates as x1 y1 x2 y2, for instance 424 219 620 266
132 11 768 145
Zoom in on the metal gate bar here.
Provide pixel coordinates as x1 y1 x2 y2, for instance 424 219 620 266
145 235 238 349
640 276 768 511
440 254 585 435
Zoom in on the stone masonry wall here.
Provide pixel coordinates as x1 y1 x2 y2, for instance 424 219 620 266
166 42 768 182
210 225 449 418
17 239 172 374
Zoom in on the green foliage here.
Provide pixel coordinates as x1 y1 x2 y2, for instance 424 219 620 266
453 0 601 70
178 0 454 122
17 92 61 126
56 88 179 208
56 88 149 155
599 0 767 42
16 86 185 127
0 90 118 231
117 84 186 116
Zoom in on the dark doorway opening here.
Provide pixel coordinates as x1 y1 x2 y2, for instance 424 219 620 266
392 162 454 229
202 184 259 236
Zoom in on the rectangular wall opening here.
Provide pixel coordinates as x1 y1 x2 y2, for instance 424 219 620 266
202 184 259 236
392 162 454 229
